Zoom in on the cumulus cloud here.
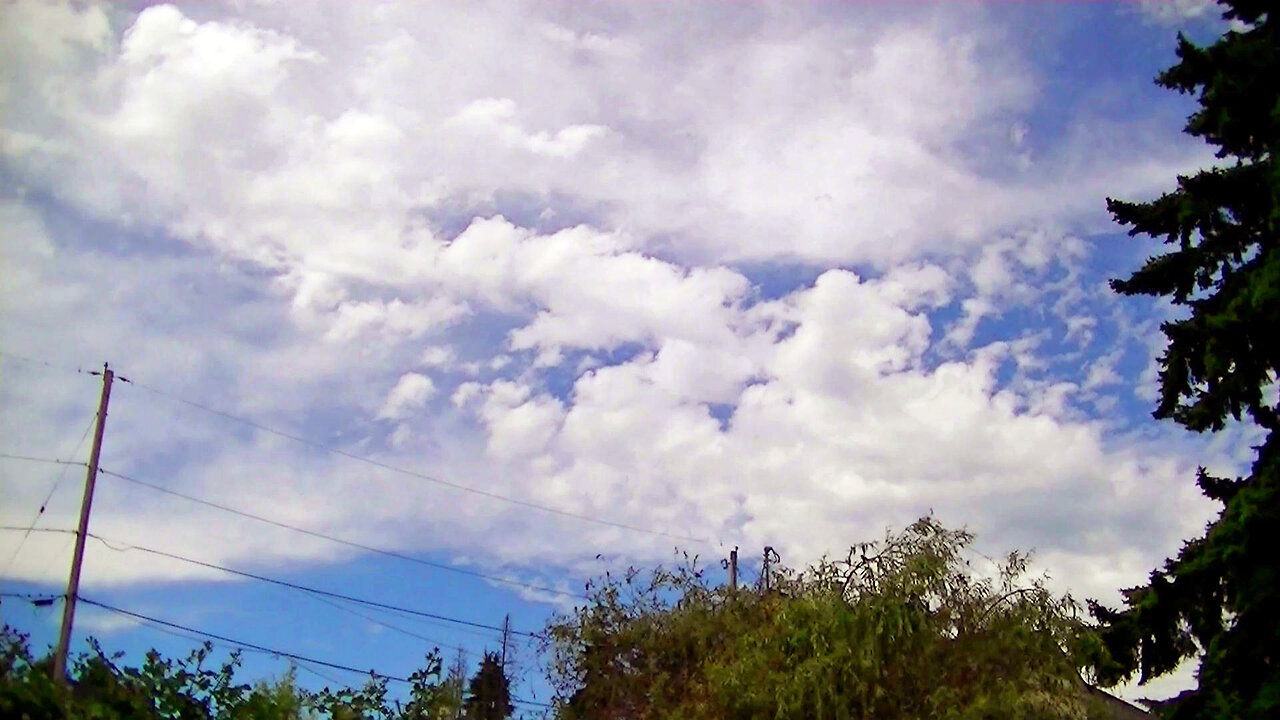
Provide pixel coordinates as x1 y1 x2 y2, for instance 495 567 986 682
0 3 1232 674
449 97 608 158
377 373 437 420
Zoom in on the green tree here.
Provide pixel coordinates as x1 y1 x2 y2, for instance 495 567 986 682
0 628 309 719
398 648 464 720
0 624 448 720
1089 2 1280 718
546 518 1113 720
462 653 511 720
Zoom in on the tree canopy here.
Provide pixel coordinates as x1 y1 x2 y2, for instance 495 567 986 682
546 518 1115 720
1090 1 1279 718
0 627 491 720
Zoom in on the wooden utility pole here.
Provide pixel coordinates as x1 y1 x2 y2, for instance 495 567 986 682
500 613 511 670
52 363 114 682
762 545 774 594
729 547 738 591
452 648 467 719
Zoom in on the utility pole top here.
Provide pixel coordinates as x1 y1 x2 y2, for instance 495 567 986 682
728 547 738 592
500 613 511 671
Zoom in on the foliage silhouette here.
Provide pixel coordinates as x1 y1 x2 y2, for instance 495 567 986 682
1090 2 1280 718
0 626 450 720
462 652 512 720
546 518 1113 720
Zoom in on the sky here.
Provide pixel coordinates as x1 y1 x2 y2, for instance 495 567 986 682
0 0 1255 708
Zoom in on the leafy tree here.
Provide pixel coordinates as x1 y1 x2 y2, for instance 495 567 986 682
0 627 306 719
1089 1 1280 718
462 652 511 720
0 624 450 720
545 518 1113 720
429 650 466 720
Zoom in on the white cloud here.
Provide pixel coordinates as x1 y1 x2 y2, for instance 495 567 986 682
1 0 1211 276
377 373 437 420
1140 0 1219 24
323 297 467 343
421 346 455 367
0 14 1234 713
1084 350 1125 391
449 97 608 158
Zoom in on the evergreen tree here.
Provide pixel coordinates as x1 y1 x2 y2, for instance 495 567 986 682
462 652 512 720
1090 2 1280 718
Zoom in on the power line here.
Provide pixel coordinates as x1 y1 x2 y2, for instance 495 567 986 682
300 591 467 653
1 592 549 708
96 467 586 600
3 352 709 546
0 523 527 645
79 597 413 681
0 453 86 467
124 377 710 546
0 526 541 640
0 591 62 602
354 601 531 643
54 593 376 687
80 533 535 637
0 351 89 376
0 531 470 657
115 605 353 686
291 659 347 686
76 598 553 708
0 526 74 534
1 415 98 580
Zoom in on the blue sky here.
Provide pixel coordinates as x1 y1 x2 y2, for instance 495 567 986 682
0 0 1254 708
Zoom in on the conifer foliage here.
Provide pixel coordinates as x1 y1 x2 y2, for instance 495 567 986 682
1090 2 1279 717
462 652 513 720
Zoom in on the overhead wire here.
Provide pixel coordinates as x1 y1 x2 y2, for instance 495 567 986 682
39 592 375 688
0 453 86 467
90 536 538 637
0 526 74 534
3 351 710 546
352 602 528 643
6 452 582 600
78 598 553 708
0 591 546 706
0 415 97 581
0 355 595 710
0 351 89 376
0 534 497 677
0 355 583 707
298 591 467 653
0 533 547 704
0 592 438 700
0 591 61 603
79 597 411 680
291 659 348 686
95 467 586 600
123 376 710 546
0 526 540 640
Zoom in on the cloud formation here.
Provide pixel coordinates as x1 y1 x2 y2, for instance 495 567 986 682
0 4 1239 677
